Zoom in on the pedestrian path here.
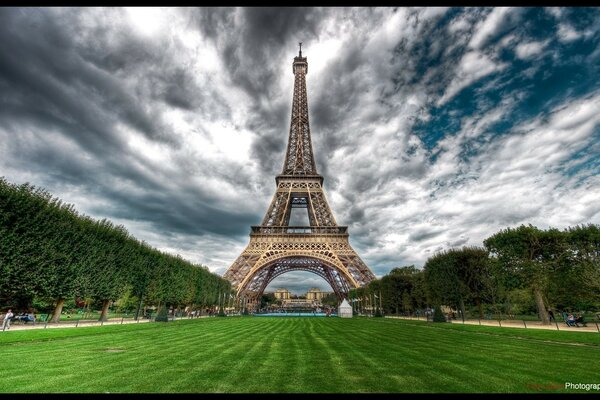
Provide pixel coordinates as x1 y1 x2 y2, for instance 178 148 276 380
1 315 218 332
386 315 600 333
2 317 152 332
4 315 599 333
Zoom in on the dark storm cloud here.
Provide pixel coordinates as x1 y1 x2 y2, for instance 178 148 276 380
0 7 257 241
408 227 444 243
74 9 232 120
309 8 453 191
195 7 326 95
92 185 256 238
2 119 257 239
189 7 329 177
0 9 179 148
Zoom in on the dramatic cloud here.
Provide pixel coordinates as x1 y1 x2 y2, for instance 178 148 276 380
1 7 599 294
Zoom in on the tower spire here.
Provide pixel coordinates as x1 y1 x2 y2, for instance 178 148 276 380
282 44 317 176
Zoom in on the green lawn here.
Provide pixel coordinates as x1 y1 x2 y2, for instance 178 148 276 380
1 317 599 393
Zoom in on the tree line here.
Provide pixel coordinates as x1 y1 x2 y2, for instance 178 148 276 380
350 224 600 325
0 177 232 322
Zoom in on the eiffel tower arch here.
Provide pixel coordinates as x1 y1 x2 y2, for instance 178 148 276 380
223 44 376 305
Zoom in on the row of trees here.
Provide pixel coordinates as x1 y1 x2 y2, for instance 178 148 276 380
351 224 600 325
0 178 232 322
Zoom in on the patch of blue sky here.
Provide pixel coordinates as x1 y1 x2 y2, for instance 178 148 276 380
414 27 599 163
560 7 600 31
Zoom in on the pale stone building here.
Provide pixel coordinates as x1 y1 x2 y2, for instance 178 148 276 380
306 287 328 301
274 288 291 300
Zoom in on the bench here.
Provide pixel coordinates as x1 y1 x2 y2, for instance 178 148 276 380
561 313 590 327
12 315 36 325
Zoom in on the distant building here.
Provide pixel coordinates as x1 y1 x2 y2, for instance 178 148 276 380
269 287 334 308
274 288 291 300
306 288 328 302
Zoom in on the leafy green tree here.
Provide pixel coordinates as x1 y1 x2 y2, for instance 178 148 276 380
321 292 339 308
548 224 600 311
260 292 276 309
381 267 408 314
411 270 427 311
0 180 53 309
456 247 490 318
424 250 467 319
484 225 566 325
88 220 132 321
42 202 86 323
128 241 156 320
566 225 600 299
424 247 490 320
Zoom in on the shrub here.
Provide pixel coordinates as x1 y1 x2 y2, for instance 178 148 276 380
433 306 446 323
155 304 169 322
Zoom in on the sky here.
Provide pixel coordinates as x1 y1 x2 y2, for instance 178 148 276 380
1 7 599 295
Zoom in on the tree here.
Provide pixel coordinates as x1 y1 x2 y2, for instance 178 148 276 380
260 293 276 309
87 220 132 321
42 202 86 323
379 266 421 315
424 250 467 319
321 293 339 308
550 224 600 311
455 247 490 319
424 247 490 320
128 241 156 320
567 225 600 294
411 270 427 311
484 225 566 325
0 180 54 310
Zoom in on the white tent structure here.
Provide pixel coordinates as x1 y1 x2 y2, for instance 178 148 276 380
338 299 352 318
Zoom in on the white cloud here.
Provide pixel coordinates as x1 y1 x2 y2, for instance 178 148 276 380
438 51 507 106
557 23 582 42
514 40 549 60
125 7 169 37
545 7 563 19
468 7 514 50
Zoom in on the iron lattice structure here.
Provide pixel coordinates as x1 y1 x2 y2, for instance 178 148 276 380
223 45 376 303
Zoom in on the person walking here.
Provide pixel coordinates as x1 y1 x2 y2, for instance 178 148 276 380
2 309 14 330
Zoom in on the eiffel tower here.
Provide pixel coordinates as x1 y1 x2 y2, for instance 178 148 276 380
223 44 376 304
